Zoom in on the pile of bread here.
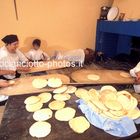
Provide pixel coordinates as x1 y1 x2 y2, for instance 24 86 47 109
75 86 140 120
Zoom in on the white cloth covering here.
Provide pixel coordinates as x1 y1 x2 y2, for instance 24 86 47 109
130 62 140 93
26 49 50 61
54 49 85 64
0 46 28 79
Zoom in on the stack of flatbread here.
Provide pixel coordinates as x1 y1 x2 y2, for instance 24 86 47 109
75 86 140 120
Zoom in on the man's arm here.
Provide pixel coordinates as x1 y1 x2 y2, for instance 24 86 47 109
0 80 10 88
0 70 15 76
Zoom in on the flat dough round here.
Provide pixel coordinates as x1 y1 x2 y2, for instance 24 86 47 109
75 88 88 98
53 93 71 101
24 96 41 105
53 86 68 94
29 121 51 138
100 85 117 92
48 78 62 88
87 101 100 113
33 108 53 121
100 90 117 103
55 107 76 121
88 89 100 101
32 78 48 89
48 100 65 110
117 90 131 97
9 80 15 85
65 86 77 94
26 101 43 112
127 109 140 120
120 72 131 78
117 94 130 110
110 110 126 117
91 100 108 111
38 92 52 103
127 96 138 110
69 116 90 133
104 100 122 111
101 111 121 120
87 74 100 81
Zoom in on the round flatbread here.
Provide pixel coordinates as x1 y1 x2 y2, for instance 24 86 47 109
101 111 121 120
33 108 53 121
87 101 101 113
53 93 71 101
117 94 130 110
29 121 51 138
9 80 15 85
88 89 100 101
127 109 140 120
24 96 41 105
110 109 126 117
55 107 76 121
53 86 68 94
38 92 52 103
100 90 117 103
91 100 108 111
120 72 131 78
100 85 117 92
69 116 90 133
48 100 65 110
32 78 47 89
65 86 77 94
25 101 43 112
47 78 62 88
104 100 122 111
117 90 131 98
127 96 138 110
87 74 100 81
75 88 88 98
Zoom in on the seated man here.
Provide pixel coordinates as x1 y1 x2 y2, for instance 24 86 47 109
130 62 140 93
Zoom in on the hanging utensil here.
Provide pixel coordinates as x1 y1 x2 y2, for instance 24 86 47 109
13 0 18 20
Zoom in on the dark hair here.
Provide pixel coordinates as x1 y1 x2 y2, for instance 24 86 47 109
32 39 41 46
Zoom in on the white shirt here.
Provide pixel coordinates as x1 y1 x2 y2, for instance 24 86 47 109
55 49 85 64
130 62 140 93
26 49 50 61
0 46 28 79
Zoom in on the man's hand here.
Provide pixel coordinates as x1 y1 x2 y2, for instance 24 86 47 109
0 80 10 88
135 71 140 84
